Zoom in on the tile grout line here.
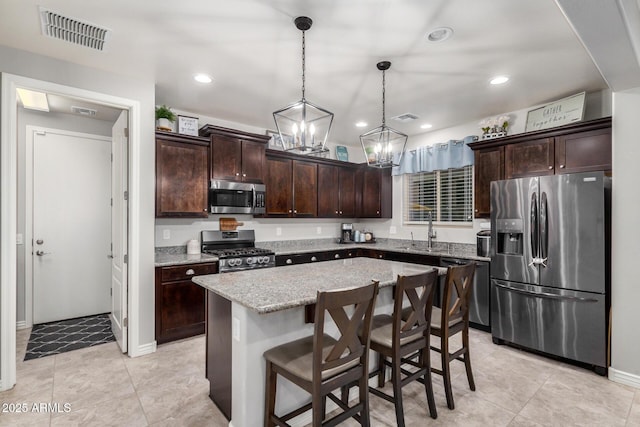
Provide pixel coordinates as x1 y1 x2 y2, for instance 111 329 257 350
122 350 153 426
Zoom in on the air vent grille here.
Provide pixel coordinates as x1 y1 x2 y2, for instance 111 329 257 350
71 106 97 116
392 113 419 123
39 7 110 51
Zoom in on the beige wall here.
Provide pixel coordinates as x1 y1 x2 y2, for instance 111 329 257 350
611 88 640 377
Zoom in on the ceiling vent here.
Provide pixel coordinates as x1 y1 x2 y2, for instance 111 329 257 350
39 7 111 51
392 113 419 123
71 106 97 116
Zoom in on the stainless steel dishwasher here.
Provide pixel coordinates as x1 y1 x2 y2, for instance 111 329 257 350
439 258 490 331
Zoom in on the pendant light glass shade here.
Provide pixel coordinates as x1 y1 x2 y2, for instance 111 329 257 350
273 17 333 155
360 61 407 168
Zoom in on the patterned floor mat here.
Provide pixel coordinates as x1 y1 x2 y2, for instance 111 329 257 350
24 313 115 361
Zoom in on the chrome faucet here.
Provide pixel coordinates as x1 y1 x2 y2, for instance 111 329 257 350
427 212 436 251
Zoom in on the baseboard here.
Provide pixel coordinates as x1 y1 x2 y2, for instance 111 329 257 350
16 321 27 330
609 367 640 389
130 341 157 357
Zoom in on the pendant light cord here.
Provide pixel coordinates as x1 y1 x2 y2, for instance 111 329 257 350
381 69 386 126
301 30 306 101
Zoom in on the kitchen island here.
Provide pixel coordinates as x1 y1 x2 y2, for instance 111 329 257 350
192 257 445 427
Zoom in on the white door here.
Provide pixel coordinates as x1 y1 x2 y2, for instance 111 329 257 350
110 111 128 352
33 130 112 324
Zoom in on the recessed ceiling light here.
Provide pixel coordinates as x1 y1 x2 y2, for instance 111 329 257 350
194 74 212 83
426 27 454 43
355 121 368 128
420 123 433 129
490 76 509 85
16 88 49 112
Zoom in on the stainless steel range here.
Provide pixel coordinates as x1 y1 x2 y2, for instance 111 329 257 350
201 230 275 273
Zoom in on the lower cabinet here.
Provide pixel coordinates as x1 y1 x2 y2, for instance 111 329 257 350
155 262 217 344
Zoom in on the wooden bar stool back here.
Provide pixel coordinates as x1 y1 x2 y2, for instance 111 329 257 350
432 262 476 410
367 269 439 427
263 281 379 427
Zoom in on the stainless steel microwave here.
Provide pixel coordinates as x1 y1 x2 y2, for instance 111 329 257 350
209 180 266 215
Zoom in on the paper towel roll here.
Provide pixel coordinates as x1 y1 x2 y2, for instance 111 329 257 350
186 239 200 255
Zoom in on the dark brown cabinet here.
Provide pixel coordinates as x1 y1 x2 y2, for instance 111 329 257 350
317 164 356 217
199 124 269 184
470 117 612 219
264 155 317 217
155 132 210 218
155 262 217 344
555 127 612 174
357 166 392 218
505 137 555 178
473 146 504 218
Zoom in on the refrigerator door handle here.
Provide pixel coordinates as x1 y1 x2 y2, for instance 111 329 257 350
494 282 599 303
530 192 539 260
540 191 548 263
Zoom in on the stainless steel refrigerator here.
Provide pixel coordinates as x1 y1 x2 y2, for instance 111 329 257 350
490 171 610 373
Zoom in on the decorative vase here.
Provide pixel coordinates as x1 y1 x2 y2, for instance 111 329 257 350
156 118 173 131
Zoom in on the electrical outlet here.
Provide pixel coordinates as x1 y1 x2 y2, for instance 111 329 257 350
316 226 322 235
276 227 282 236
389 226 397 235
163 229 170 240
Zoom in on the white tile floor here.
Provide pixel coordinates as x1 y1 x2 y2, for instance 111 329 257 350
1 327 638 426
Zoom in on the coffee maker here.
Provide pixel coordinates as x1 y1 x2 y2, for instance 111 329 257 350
340 223 354 243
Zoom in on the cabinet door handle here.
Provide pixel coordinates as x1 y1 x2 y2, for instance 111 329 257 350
475 209 479 213
335 210 338 214
559 164 565 169
242 173 246 177
236 172 240 176
203 208 208 212
311 256 317 262
186 269 195 276
286 259 293 264
294 210 297 214
377 210 380 214
289 209 292 213
378 254 383 259
548 166 553 170
334 254 340 259
339 211 343 215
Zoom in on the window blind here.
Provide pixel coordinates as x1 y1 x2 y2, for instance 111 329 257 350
404 165 473 223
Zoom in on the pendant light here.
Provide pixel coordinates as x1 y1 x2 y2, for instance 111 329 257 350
360 61 408 168
273 16 333 155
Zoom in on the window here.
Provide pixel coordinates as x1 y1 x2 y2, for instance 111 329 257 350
404 165 473 224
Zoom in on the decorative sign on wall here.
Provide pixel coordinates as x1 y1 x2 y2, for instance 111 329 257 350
525 92 585 132
335 145 349 162
178 115 199 136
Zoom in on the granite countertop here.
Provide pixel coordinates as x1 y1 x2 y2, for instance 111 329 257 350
155 252 218 267
192 257 446 314
258 238 490 262
155 238 489 267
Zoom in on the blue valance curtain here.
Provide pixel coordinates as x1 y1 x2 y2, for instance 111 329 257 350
392 136 476 176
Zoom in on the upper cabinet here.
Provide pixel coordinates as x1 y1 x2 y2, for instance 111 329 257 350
473 146 504 218
317 164 357 218
155 132 210 218
264 154 317 217
469 117 612 218
357 166 393 218
199 124 269 184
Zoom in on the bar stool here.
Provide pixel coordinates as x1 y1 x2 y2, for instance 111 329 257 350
367 269 439 427
263 281 379 427
430 262 476 410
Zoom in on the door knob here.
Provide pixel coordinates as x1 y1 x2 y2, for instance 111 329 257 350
36 239 44 245
35 250 50 256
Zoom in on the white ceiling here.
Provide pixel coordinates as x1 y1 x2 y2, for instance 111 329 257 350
0 1 614 143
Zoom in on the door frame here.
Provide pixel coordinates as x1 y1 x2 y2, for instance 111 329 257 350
25 126 112 327
0 73 141 391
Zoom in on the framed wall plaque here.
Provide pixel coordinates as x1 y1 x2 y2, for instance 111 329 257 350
178 115 199 136
525 92 585 132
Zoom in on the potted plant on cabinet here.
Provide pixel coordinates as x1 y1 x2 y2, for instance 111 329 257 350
155 105 176 131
